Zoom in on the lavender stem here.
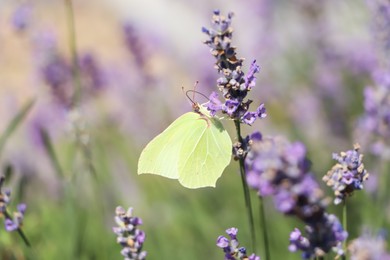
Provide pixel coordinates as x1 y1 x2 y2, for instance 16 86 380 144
342 200 347 260
234 119 257 253
258 195 270 260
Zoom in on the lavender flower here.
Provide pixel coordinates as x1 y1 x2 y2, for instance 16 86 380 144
245 136 328 220
113 206 147 260
245 135 347 258
0 176 27 232
348 230 390 260
216 227 260 260
203 10 266 126
323 144 369 205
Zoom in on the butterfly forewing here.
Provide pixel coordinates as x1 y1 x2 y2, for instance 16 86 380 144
137 112 196 179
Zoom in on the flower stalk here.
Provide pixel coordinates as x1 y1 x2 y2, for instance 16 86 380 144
234 120 257 253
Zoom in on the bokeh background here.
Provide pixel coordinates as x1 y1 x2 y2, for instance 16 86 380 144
0 0 388 259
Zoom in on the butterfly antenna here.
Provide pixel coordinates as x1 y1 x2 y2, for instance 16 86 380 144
184 82 210 112
192 81 199 102
186 90 209 102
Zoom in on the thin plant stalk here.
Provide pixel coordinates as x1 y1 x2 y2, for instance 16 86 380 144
40 128 64 178
378 158 390 225
342 200 347 260
234 120 257 253
258 195 271 260
64 0 97 179
0 99 35 158
64 0 82 106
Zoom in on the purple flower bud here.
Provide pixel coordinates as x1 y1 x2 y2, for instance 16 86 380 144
241 111 257 125
256 104 267 118
242 60 260 91
248 253 261 260
216 235 229 248
226 227 238 239
17 204 27 214
4 219 18 232
288 228 310 252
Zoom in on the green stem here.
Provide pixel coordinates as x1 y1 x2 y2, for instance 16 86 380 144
342 200 347 260
64 0 97 180
259 196 271 260
64 0 82 106
40 128 65 178
234 120 256 253
0 99 35 158
377 159 390 226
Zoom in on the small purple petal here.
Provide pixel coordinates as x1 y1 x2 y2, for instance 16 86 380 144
216 235 229 248
241 111 257 125
207 92 223 116
223 99 240 115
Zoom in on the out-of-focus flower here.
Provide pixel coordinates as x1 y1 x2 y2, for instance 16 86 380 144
245 135 347 258
357 69 390 159
123 23 147 68
216 227 260 260
113 206 147 260
79 52 106 91
348 230 390 260
367 0 390 64
323 144 369 204
4 204 27 232
202 10 266 126
10 3 33 32
245 136 328 221
289 214 347 259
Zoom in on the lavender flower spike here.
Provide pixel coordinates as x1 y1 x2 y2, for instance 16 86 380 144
0 176 27 232
245 135 347 258
113 206 147 260
203 11 266 126
323 143 369 204
216 227 261 260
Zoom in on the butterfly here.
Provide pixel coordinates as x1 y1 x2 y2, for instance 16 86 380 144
137 91 232 189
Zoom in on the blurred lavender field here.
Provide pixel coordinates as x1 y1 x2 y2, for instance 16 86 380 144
0 0 389 259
